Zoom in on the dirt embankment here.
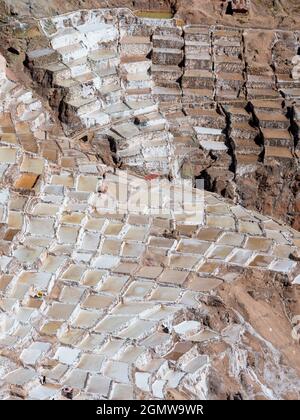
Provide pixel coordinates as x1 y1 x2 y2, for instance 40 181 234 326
219 270 300 372
174 0 300 30
1 0 300 29
0 0 175 19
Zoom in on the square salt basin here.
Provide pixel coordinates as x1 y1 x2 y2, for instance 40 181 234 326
63 369 88 389
23 237 52 248
92 255 120 269
28 385 60 400
244 237 272 252
81 293 114 310
0 147 17 164
18 271 51 288
67 191 90 203
206 203 230 214
158 269 189 286
273 244 296 259
248 254 274 268
138 250 168 267
0 275 12 292
111 302 153 316
127 214 150 225
20 156 44 174
76 175 99 192
45 303 76 320
3 367 38 386
51 174 73 187
104 222 124 236
206 215 235 230
41 363 69 382
49 243 73 254
206 245 234 260
164 341 193 361
77 334 105 351
197 260 220 273
13 246 42 264
98 338 125 357
181 355 209 373
14 307 36 323
77 353 105 372
7 211 23 229
62 264 86 281
187 274 223 292
101 239 122 255
123 226 148 241
149 286 182 302
148 237 176 249
98 275 129 294
217 232 244 246
14 173 39 189
94 315 132 333
179 290 199 306
135 266 163 279
57 225 80 244
32 203 59 217
269 259 296 274
59 286 85 304
169 254 201 270
57 328 85 346
54 346 80 365
124 280 154 299
84 218 106 231
141 332 170 347
71 309 100 328
72 251 93 264
176 239 211 254
112 262 139 275
118 319 156 340
81 270 106 287
176 224 198 237
86 375 111 395
40 321 63 335
116 345 144 363
266 229 289 244
0 133 17 144
238 220 262 235
80 231 101 251
8 194 27 211
101 360 130 384
121 242 145 258
136 357 164 373
227 249 253 266
110 383 134 400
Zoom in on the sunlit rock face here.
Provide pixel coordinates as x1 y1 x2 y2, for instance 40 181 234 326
0 5 300 400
